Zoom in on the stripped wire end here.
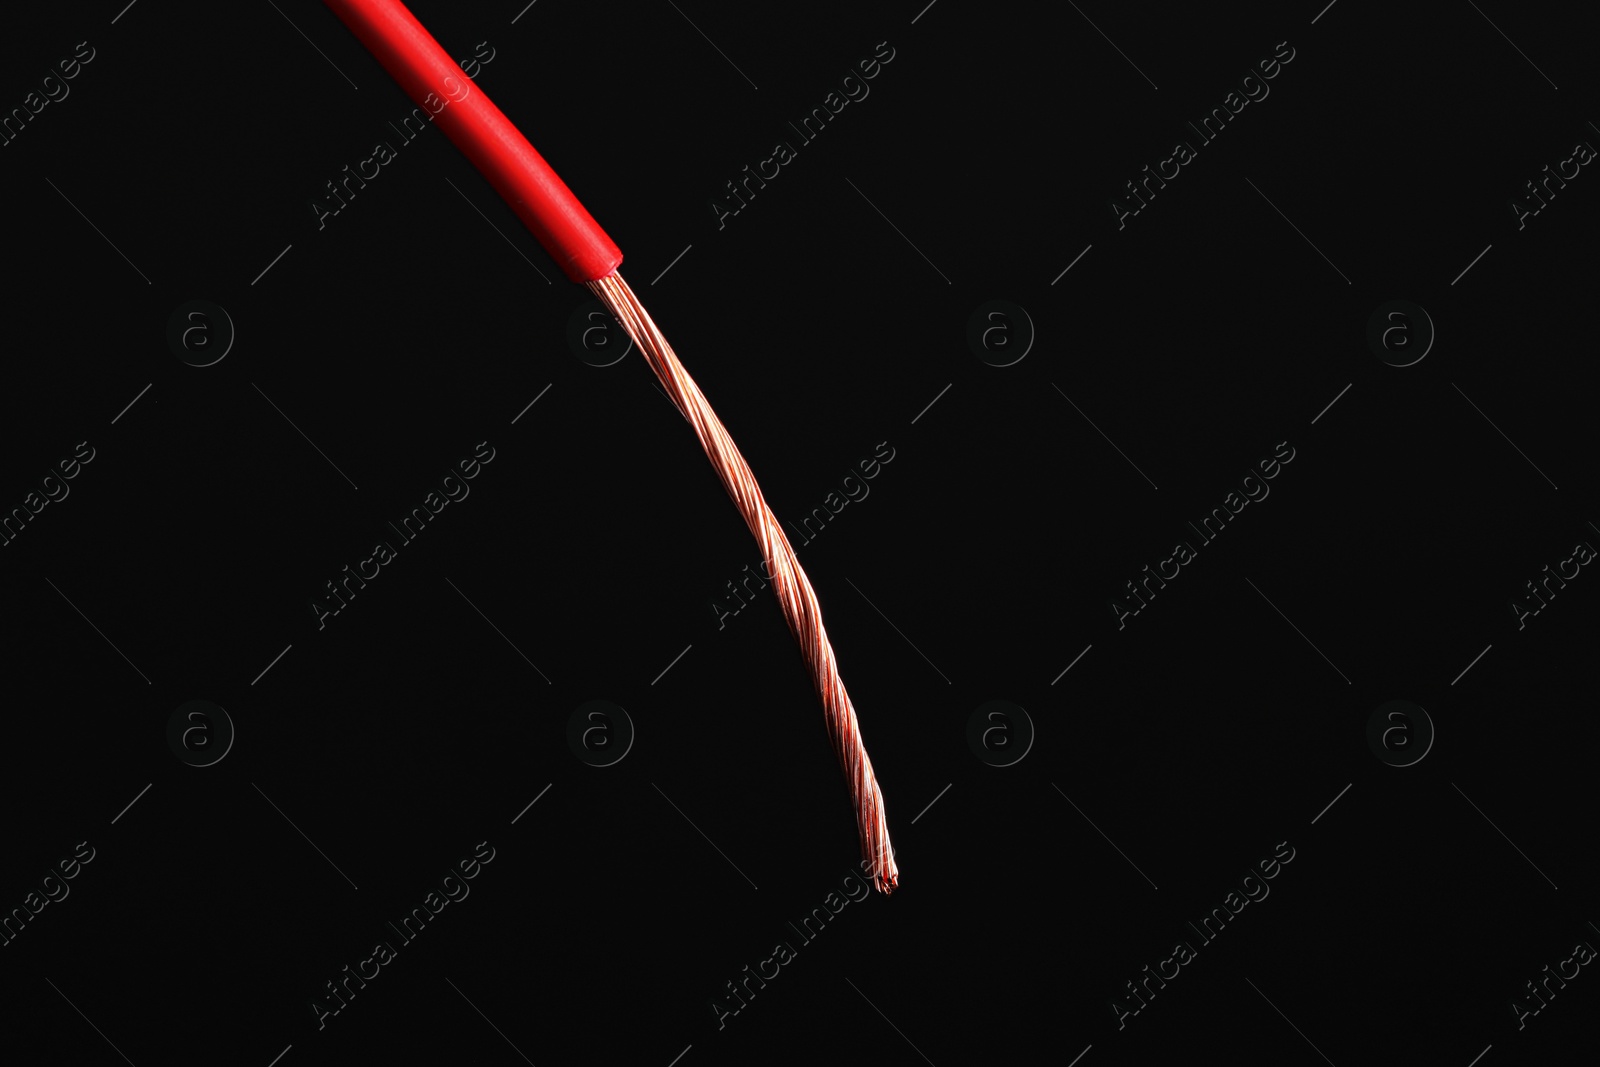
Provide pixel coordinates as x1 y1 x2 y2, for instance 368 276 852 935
587 270 900 895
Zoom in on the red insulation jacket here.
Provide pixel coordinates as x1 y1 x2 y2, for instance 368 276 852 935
324 0 622 283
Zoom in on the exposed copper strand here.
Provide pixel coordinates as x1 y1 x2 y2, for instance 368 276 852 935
587 270 899 894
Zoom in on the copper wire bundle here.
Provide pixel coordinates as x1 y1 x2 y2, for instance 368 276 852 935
590 273 898 894
326 0 898 893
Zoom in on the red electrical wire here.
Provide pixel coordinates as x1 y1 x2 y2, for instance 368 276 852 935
326 0 899 893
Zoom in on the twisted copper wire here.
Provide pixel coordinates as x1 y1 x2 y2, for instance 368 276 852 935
587 271 899 894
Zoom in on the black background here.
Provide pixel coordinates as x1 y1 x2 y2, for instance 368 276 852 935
1 1 1596 1064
